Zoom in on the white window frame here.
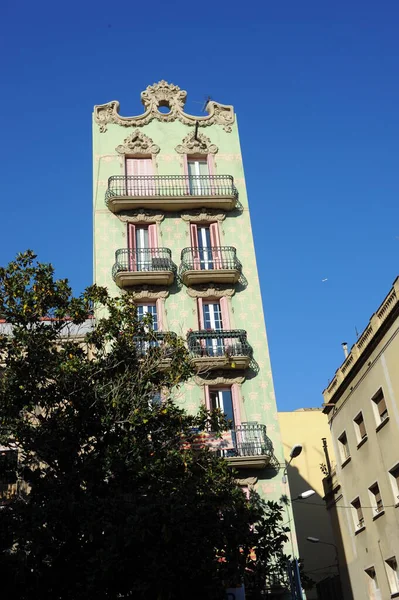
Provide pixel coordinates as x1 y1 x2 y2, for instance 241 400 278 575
350 497 365 531
385 557 399 595
368 482 384 517
371 388 389 426
388 462 399 504
353 411 367 444
338 431 350 463
364 566 381 600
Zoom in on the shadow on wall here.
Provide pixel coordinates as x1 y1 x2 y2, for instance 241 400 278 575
285 464 354 600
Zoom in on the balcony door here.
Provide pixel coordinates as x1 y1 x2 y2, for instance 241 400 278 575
187 158 208 195
125 157 154 196
210 389 235 425
190 222 221 270
198 298 230 357
128 224 157 272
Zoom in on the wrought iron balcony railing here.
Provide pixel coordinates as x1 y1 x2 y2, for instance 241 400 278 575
180 246 242 275
134 332 177 357
112 248 174 280
187 330 251 359
188 422 273 459
232 422 273 457
106 174 238 202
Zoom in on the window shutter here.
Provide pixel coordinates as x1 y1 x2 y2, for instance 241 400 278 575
204 385 211 411
207 154 215 176
210 223 222 268
231 384 241 427
209 222 220 246
127 224 136 271
148 224 158 249
220 297 231 330
190 224 200 270
156 299 163 331
197 298 204 329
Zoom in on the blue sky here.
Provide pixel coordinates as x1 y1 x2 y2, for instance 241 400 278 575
2 1 399 410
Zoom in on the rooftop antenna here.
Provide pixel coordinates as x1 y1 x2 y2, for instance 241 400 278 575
355 326 359 339
201 95 212 113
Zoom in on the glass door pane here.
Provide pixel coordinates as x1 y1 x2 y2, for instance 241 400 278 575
203 302 223 356
197 226 213 270
188 159 208 195
135 227 151 271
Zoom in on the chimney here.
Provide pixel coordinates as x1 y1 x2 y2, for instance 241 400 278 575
341 342 348 358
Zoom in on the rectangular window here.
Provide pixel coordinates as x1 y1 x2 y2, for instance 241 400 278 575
351 497 365 530
125 157 154 195
209 388 235 425
354 412 367 443
365 567 381 600
389 464 399 503
187 158 209 195
372 389 388 425
338 432 350 463
369 483 384 516
137 303 158 331
385 557 399 595
189 223 221 270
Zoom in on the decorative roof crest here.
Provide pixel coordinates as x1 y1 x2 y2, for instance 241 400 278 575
94 80 234 132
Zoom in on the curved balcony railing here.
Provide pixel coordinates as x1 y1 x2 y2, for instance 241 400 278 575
187 330 251 358
106 174 238 203
112 248 174 280
135 332 177 356
180 246 242 275
188 422 273 458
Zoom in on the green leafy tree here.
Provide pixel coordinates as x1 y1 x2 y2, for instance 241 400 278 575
0 251 299 599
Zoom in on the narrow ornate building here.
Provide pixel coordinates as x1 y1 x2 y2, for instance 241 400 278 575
92 80 290 506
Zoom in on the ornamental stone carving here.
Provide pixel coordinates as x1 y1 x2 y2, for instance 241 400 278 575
236 477 258 486
94 80 235 132
180 210 225 223
186 285 235 299
194 372 245 386
117 211 164 224
175 132 218 155
116 130 160 155
125 287 169 300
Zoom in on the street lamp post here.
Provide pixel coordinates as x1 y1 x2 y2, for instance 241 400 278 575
306 536 341 582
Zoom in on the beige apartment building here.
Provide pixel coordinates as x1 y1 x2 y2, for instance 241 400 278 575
323 276 399 600
279 408 336 599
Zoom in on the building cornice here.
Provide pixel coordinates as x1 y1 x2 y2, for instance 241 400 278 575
94 81 235 133
323 277 399 412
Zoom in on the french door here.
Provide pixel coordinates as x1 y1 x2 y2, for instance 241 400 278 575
128 223 157 272
187 158 209 195
125 158 154 196
190 222 221 270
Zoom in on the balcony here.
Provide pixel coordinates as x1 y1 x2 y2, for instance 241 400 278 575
112 248 175 289
105 175 238 213
188 422 273 469
135 332 177 369
187 330 251 371
180 246 241 286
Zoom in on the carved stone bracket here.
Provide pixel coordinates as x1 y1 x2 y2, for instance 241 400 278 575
180 210 226 223
236 476 258 486
194 371 245 386
116 129 160 155
94 80 235 132
116 211 164 224
175 131 218 155
125 287 169 300
186 285 235 299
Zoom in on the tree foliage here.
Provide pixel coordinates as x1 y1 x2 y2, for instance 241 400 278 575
0 251 295 599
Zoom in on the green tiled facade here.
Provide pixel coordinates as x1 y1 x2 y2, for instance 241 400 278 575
92 81 291 507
